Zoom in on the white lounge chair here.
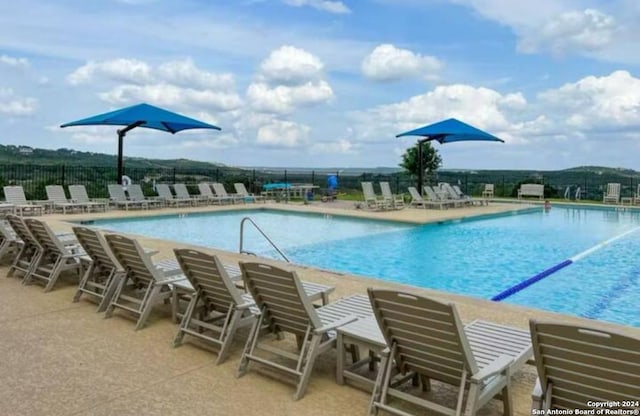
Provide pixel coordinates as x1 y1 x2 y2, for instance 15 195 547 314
6 214 43 279
530 319 640 411
68 185 108 212
441 183 469 207
128 184 163 209
107 184 148 210
211 183 243 204
45 185 85 214
379 182 404 209
104 233 185 330
603 183 620 204
23 218 85 292
156 183 193 207
237 261 366 400
172 249 257 364
173 183 207 206
361 182 388 210
72 226 125 312
482 184 494 199
3 186 44 216
197 183 226 205
368 289 533 416
234 183 264 203
423 186 451 209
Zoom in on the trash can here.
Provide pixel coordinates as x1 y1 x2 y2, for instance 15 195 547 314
306 190 314 201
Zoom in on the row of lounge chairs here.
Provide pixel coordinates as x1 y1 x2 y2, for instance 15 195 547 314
106 182 263 210
361 181 406 210
3 217 635 413
0 182 265 215
409 183 486 209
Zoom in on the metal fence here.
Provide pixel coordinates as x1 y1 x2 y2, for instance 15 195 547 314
0 163 638 202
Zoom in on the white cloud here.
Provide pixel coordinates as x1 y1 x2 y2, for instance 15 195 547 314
354 84 536 144
361 44 443 82
246 81 333 114
282 0 350 14
0 54 29 68
538 70 640 131
67 59 153 85
259 45 324 85
156 59 235 90
518 9 616 55
99 84 242 112
179 133 239 150
247 46 334 114
67 58 242 113
0 88 37 116
310 139 355 153
256 120 310 147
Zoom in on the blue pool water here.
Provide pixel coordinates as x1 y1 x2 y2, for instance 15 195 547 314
89 207 640 327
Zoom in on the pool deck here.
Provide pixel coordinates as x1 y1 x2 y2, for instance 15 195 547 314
2 201 639 416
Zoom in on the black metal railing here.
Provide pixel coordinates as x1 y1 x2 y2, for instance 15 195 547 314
0 163 637 202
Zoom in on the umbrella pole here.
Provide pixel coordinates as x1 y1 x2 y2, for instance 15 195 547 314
117 130 125 185
116 121 145 185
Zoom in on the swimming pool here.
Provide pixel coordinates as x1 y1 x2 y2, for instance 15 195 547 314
89 207 640 327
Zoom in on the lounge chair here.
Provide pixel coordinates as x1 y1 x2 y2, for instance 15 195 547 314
72 226 125 312
529 320 640 411
237 261 361 400
361 182 389 210
368 289 532 416
603 183 621 204
482 184 494 199
23 218 85 292
234 183 264 203
452 184 482 206
45 185 85 214
197 183 226 205
407 186 428 209
0 220 20 261
3 186 44 216
379 182 405 209
211 182 243 204
173 183 207 206
107 184 148 210
172 249 256 364
6 214 43 279
423 186 451 209
128 184 163 209
104 233 185 330
68 185 108 212
156 183 193 207
441 183 470 207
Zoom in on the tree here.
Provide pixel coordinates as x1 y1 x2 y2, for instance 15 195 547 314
399 141 442 188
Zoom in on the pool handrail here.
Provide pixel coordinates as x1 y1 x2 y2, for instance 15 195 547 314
239 216 290 263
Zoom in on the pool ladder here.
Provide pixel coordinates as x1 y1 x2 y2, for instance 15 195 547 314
239 217 290 263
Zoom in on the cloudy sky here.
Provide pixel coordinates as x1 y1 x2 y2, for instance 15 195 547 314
1 0 639 170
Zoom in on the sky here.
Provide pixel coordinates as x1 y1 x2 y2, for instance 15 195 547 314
0 0 639 170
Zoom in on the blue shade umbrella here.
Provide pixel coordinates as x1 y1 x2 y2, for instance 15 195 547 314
396 118 504 194
61 103 221 184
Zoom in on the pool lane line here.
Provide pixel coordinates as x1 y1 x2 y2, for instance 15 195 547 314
491 224 640 302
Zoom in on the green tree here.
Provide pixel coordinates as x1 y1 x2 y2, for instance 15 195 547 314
399 141 442 188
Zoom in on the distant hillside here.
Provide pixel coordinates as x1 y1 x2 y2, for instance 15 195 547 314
0 144 225 170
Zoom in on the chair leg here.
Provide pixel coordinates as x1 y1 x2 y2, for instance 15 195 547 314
215 310 243 365
502 380 513 416
43 257 65 292
97 271 122 313
463 382 480 416
237 311 264 378
135 284 163 330
292 334 322 401
104 275 128 319
173 295 198 347
73 263 94 302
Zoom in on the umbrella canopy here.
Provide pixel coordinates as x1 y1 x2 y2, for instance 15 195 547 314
60 103 221 184
396 118 503 195
396 118 504 143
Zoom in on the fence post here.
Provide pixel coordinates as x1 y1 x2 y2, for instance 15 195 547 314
252 169 256 193
311 170 315 186
61 164 65 186
284 169 288 203
502 175 505 197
